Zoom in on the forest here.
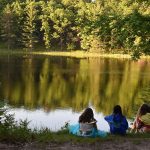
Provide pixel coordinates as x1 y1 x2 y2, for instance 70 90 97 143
0 0 150 57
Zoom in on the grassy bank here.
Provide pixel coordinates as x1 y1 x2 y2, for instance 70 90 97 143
0 49 149 59
0 49 150 59
0 124 150 145
0 49 129 58
0 113 150 144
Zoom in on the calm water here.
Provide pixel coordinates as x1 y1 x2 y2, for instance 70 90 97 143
0 55 150 131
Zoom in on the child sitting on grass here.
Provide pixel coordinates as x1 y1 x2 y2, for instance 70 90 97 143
104 105 128 135
131 103 150 133
68 107 107 137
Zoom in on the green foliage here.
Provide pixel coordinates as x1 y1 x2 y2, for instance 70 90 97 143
121 10 150 55
11 0 24 47
22 0 38 50
67 42 76 50
0 0 149 57
0 4 16 49
40 1 51 49
0 0 14 14
0 112 33 142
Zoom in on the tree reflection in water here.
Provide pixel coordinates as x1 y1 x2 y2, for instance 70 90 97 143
0 56 150 118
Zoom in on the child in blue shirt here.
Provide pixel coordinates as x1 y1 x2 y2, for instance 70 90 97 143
105 105 128 135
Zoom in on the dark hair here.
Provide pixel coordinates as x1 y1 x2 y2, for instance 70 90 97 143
113 105 123 116
137 104 150 117
79 108 94 123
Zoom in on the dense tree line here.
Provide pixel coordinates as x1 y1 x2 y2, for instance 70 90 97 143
0 0 149 57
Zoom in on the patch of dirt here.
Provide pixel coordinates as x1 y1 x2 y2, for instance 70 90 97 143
0 139 150 150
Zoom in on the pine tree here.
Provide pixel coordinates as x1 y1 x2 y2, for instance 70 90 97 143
11 0 24 47
1 4 16 49
22 0 37 50
40 1 51 49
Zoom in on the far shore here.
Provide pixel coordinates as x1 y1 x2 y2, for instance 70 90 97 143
1 50 150 59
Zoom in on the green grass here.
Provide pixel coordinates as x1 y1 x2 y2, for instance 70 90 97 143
0 49 128 58
1 125 150 144
0 49 140 59
1 49 150 59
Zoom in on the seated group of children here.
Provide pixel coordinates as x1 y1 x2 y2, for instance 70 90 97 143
68 104 150 137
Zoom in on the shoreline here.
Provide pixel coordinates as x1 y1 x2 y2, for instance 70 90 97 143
1 50 150 59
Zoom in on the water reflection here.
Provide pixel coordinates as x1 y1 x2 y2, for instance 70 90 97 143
8 107 110 132
0 56 150 119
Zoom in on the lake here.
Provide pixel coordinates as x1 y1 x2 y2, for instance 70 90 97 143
0 55 150 131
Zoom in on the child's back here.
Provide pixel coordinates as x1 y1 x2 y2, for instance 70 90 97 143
105 105 128 135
